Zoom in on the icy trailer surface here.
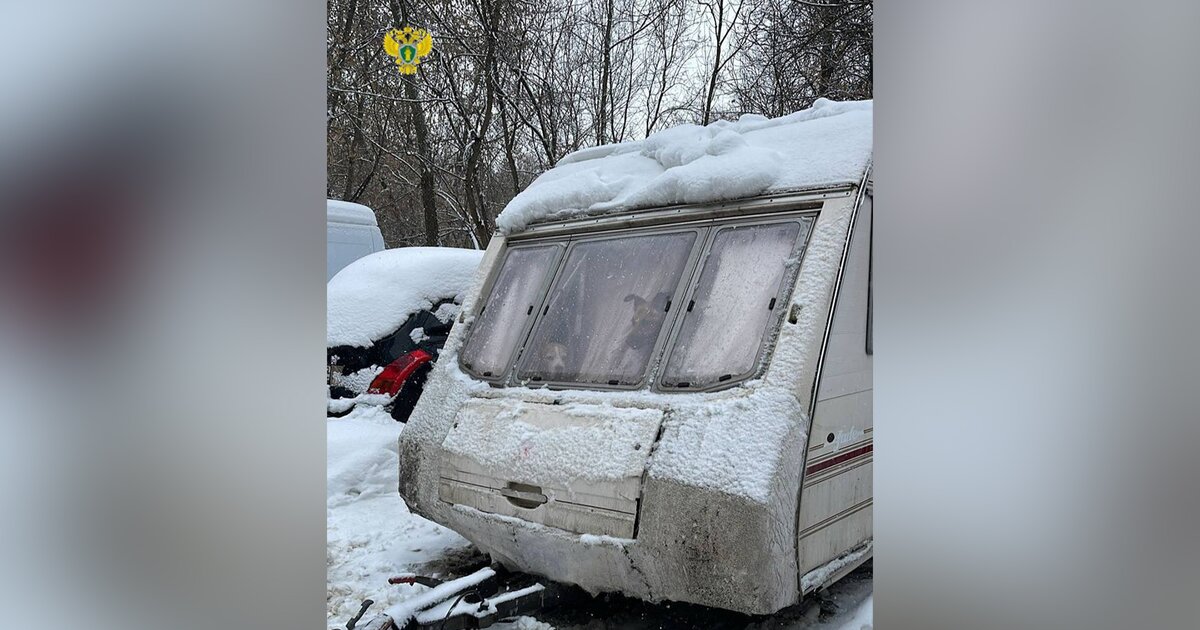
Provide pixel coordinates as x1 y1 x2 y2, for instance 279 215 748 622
327 247 483 348
495 99 872 233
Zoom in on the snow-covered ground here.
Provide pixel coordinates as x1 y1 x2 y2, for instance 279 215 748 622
327 406 872 629
327 405 477 625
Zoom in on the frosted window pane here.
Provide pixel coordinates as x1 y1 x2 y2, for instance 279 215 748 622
460 245 558 377
518 231 696 386
661 221 805 388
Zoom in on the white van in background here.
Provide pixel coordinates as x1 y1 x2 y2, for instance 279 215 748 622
327 199 385 281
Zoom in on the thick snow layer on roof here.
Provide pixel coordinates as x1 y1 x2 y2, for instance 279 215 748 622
495 99 872 233
327 247 483 348
327 199 379 226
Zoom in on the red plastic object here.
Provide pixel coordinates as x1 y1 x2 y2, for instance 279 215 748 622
367 349 433 396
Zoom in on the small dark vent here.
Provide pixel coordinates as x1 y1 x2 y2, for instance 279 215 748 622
768 297 776 310
718 374 732 382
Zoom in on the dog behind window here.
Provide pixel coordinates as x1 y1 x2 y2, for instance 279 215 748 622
623 292 668 350
540 341 569 375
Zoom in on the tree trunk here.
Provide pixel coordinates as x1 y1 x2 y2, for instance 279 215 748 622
596 0 615 144
405 76 440 246
815 2 835 99
342 93 365 200
701 0 724 126
390 0 439 245
462 0 503 246
499 100 521 197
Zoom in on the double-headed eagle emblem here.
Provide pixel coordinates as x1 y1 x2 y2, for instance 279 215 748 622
383 27 433 75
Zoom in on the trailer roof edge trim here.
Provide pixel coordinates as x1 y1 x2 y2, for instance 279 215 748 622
507 187 850 240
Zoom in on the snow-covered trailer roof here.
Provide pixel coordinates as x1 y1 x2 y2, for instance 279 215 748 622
327 199 379 226
495 99 872 234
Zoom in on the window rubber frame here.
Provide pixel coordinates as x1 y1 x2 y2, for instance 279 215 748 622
651 212 819 394
457 241 566 384
457 202 827 394
510 224 708 392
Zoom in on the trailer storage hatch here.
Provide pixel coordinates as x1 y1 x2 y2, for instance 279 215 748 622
438 398 664 538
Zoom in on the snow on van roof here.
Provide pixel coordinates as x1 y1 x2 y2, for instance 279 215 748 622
327 199 379 226
328 247 484 348
495 98 872 234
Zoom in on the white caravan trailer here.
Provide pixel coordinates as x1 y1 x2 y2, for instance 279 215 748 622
398 100 872 616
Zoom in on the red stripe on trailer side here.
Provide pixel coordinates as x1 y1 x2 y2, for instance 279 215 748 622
805 443 873 476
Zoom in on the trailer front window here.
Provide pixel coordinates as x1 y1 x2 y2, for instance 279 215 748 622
516 231 696 387
660 220 810 389
460 245 560 379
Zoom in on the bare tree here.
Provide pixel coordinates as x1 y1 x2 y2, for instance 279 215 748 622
698 0 748 124
732 0 872 115
326 0 872 249
386 0 441 246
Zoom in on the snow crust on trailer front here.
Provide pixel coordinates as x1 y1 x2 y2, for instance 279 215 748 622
406 181 862 500
327 247 483 348
442 402 663 482
397 180 864 614
495 99 872 233
404 204 857 503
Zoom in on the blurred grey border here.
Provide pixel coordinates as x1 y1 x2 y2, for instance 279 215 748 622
0 1 327 628
3 1 1198 628
876 1 1198 628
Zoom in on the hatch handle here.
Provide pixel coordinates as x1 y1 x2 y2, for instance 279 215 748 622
500 483 548 509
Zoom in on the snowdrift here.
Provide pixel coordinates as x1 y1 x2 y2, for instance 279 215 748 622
327 247 483 348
